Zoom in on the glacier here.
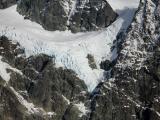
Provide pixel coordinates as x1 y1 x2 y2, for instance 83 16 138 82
0 0 140 92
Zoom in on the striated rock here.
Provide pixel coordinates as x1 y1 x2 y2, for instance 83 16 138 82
17 0 117 33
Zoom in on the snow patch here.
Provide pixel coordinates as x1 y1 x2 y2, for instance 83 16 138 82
10 86 56 117
62 95 70 104
10 86 44 114
75 102 89 117
0 56 22 82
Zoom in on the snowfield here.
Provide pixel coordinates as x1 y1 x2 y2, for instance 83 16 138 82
0 0 139 91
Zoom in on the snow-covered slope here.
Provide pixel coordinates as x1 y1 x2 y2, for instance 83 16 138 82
0 0 139 91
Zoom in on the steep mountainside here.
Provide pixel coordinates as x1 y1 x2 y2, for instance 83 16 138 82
17 0 117 32
89 0 160 119
0 0 160 120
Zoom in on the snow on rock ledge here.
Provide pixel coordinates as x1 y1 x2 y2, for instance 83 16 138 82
0 56 22 82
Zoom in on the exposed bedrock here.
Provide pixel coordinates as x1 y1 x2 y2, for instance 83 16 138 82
17 0 118 33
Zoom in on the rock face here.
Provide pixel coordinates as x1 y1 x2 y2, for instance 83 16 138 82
89 0 160 120
17 0 117 32
0 36 89 120
0 0 17 9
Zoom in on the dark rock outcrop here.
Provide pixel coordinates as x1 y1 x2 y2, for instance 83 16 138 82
87 54 97 69
17 0 117 32
155 0 160 19
68 0 118 32
0 0 17 9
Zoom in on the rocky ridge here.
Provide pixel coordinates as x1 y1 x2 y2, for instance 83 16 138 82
89 0 160 120
17 0 117 32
